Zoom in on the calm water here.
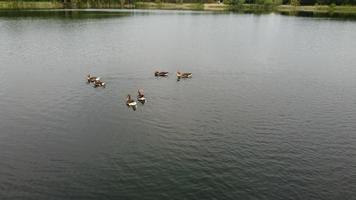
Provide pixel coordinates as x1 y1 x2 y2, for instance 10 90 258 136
1 10 356 200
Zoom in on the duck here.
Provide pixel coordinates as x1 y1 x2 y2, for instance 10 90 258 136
126 94 137 106
137 89 146 102
93 78 106 87
154 71 169 77
176 71 192 78
87 74 99 83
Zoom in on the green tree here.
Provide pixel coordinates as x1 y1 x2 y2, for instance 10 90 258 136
290 0 300 6
225 0 245 5
120 0 125 8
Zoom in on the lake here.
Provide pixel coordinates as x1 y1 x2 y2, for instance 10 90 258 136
0 9 356 200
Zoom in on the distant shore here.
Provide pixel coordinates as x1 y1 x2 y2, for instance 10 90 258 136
1 1 356 14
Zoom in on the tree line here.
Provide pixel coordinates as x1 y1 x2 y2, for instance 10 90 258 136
10 0 356 6
225 0 356 5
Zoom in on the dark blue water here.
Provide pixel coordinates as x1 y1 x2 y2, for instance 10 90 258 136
0 10 356 200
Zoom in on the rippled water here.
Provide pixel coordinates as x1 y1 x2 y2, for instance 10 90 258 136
1 10 356 199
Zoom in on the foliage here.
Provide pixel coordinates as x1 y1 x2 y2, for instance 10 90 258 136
192 2 204 9
1 0 356 8
245 0 356 5
273 0 283 4
298 0 356 5
225 0 245 5
243 0 282 4
290 0 300 6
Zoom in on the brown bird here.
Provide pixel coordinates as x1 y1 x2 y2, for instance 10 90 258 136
154 71 169 77
176 71 192 78
87 74 98 83
93 79 105 88
126 94 137 106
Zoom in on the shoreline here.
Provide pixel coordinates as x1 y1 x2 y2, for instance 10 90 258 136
1 2 356 14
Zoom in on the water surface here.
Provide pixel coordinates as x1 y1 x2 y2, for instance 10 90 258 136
1 10 356 200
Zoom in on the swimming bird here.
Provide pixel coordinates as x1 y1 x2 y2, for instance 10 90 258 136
137 89 146 102
87 74 99 83
126 94 137 106
154 71 169 77
176 71 192 78
93 78 105 88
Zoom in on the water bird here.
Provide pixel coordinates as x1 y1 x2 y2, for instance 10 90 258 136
126 94 137 106
154 71 169 77
176 71 192 79
137 89 146 103
93 78 106 88
87 74 99 83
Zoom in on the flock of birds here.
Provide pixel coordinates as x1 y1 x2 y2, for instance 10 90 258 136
86 70 192 110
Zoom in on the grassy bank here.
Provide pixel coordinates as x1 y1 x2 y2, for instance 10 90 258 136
134 2 205 10
0 1 128 9
277 5 356 13
134 3 356 13
0 1 63 9
1 1 356 14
